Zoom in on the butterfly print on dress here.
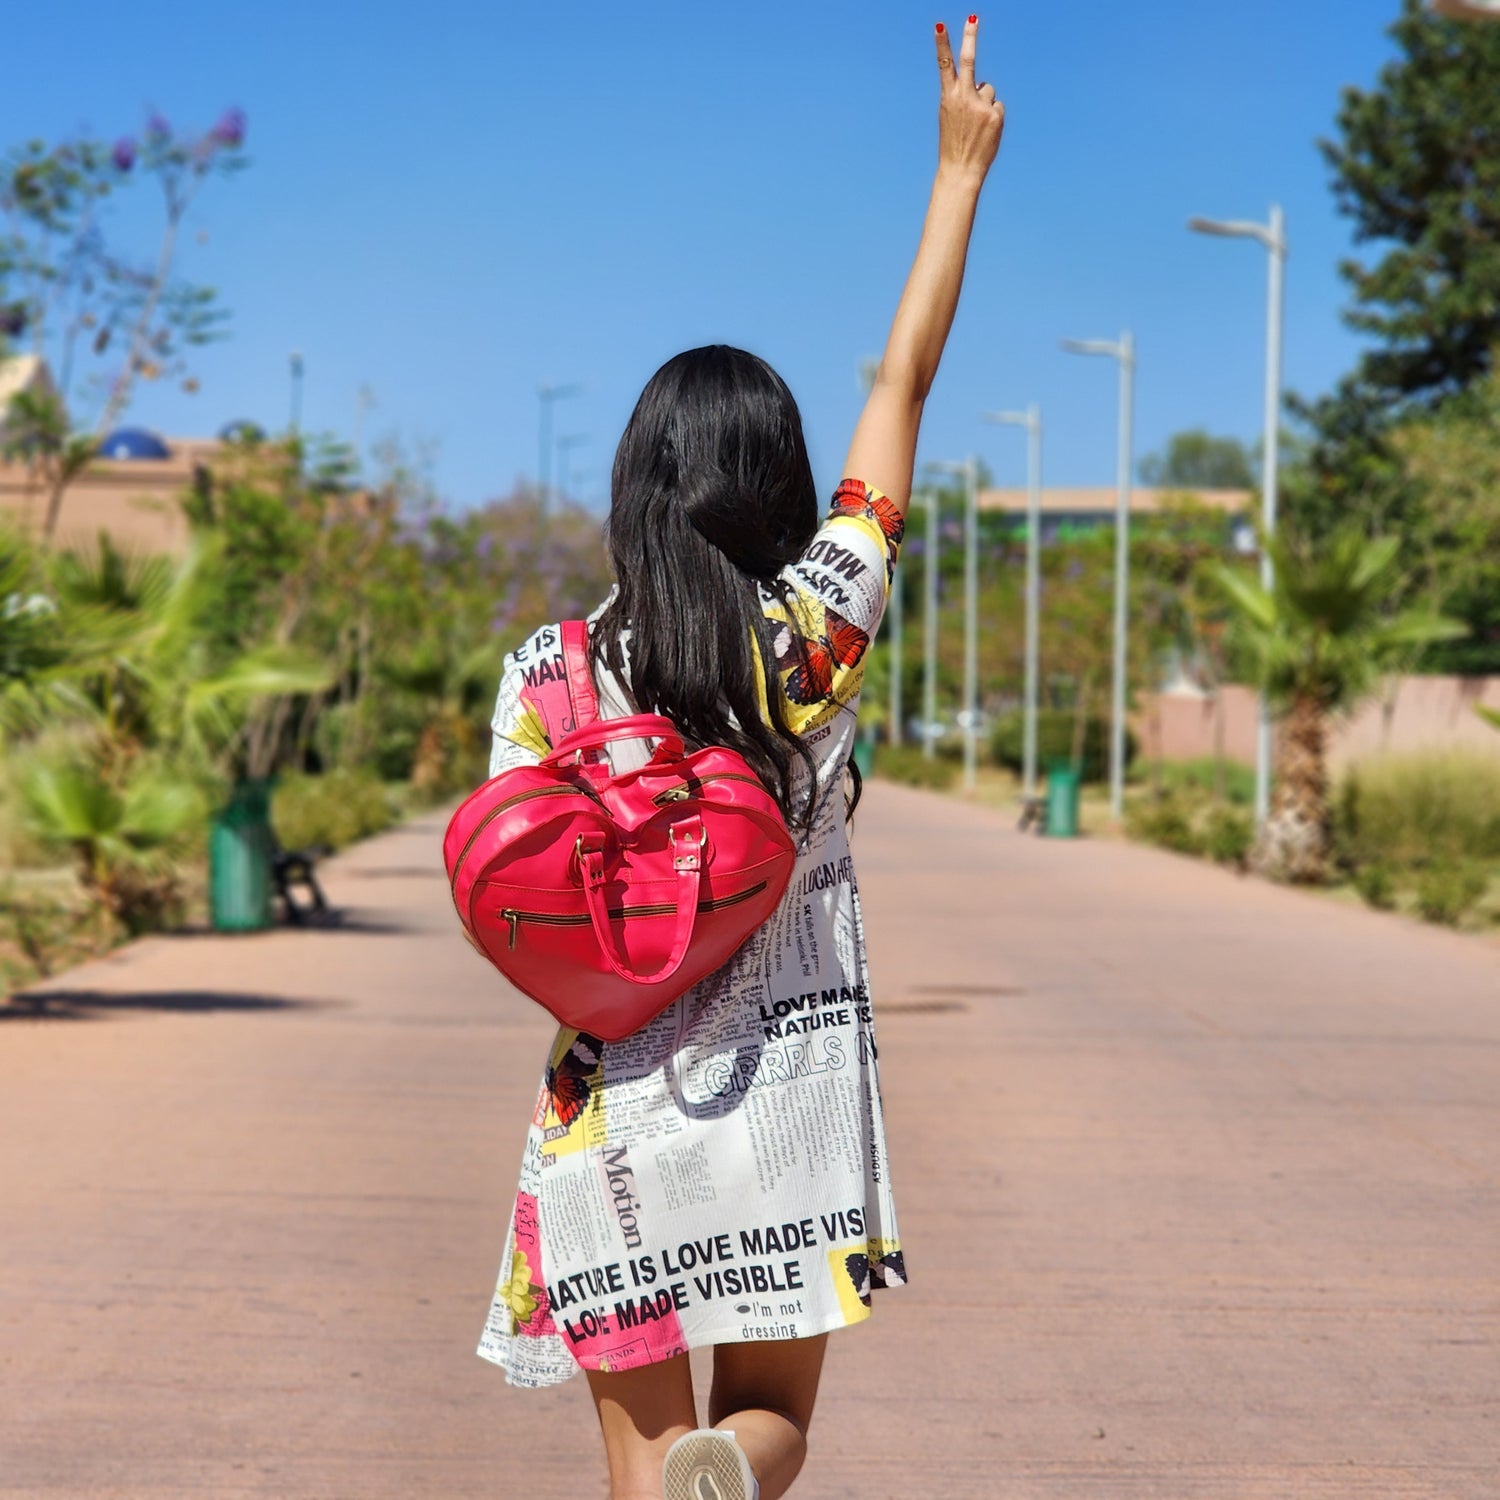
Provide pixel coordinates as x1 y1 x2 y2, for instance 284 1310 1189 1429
545 1032 603 1126
773 610 871 706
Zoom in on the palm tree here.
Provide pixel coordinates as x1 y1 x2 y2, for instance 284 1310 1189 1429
49 531 334 780
19 756 203 935
1214 527 1466 884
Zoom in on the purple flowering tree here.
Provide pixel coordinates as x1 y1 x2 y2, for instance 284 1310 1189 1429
0 109 248 541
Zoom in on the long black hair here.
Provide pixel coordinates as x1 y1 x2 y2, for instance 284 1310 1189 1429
593 345 839 830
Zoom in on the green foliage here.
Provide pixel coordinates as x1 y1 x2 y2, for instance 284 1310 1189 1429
271 769 398 853
1287 1 1500 549
991 709 1136 784
1138 429 1255 490
1335 752 1500 871
0 880 93 988
1203 805 1254 868
18 753 204 934
874 745 958 791
1413 862 1490 927
1352 863 1398 912
1125 791 1204 856
1213 527 1466 716
1148 757 1256 808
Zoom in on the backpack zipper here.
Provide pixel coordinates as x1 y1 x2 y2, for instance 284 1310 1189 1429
500 880 769 950
652 772 767 806
450 783 601 892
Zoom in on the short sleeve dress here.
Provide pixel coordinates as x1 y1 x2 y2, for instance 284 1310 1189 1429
477 478 908 1388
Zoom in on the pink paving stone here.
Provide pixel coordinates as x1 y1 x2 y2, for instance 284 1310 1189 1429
1 781 1496 1499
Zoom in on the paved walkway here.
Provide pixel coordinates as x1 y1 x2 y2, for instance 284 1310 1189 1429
2 783 1496 1499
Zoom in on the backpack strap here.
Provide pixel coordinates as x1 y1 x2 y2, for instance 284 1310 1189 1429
529 619 601 749
559 620 601 733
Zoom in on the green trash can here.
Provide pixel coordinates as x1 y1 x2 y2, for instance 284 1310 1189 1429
209 778 274 931
1044 761 1081 839
851 736 875 779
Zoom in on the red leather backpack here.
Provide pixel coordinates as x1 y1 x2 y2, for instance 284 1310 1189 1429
444 621 797 1041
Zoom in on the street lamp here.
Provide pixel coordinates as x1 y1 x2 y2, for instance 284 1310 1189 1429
537 381 581 516
289 351 304 435
929 457 981 792
556 433 587 508
983 404 1043 804
1189 207 1287 832
919 487 940 761
1060 332 1136 821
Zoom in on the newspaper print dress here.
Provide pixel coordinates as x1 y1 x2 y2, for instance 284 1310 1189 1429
477 478 907 1388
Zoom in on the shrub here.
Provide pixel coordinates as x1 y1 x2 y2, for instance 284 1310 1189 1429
874 745 958 791
1203 806 1254 868
271 769 398 852
1352 862 1398 911
1125 791 1204 856
991 709 1137 784
1150 757 1256 808
1413 862 1489 926
1334 752 1500 871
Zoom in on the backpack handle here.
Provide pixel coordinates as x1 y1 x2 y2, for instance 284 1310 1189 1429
540 714 684 767
576 819 703 986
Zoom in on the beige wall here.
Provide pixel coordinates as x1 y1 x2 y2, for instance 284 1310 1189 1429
1140 677 1500 772
0 448 218 558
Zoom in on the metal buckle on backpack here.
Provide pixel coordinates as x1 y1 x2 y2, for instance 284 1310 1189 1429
574 832 609 887
670 819 706 871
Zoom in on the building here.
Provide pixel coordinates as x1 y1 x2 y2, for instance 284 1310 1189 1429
975 486 1253 546
0 355 239 556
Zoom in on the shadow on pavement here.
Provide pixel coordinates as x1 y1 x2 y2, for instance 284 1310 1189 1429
0 990 344 1022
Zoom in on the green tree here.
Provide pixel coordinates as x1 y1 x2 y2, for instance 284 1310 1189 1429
1390 365 1500 673
1138 429 1254 490
1214 528 1466 885
1288 0 1500 538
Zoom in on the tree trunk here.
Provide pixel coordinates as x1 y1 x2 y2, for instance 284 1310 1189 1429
1252 693 1330 884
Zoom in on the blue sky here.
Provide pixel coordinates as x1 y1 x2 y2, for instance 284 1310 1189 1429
2 1 1404 507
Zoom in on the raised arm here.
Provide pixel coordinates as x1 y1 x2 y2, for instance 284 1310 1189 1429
843 15 1004 517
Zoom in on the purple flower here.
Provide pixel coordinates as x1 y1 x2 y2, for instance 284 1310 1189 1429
476 534 495 562
111 137 137 171
146 113 172 142
207 107 246 150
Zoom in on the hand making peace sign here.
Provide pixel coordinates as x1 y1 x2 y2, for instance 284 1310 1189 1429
934 15 1005 181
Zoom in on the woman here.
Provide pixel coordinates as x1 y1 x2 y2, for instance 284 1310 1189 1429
478 19 1003 1500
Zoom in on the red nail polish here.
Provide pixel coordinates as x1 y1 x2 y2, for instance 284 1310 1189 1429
969 14 977 23
935 21 945 33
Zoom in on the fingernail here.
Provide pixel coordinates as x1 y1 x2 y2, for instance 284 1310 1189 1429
969 14 978 23
935 21 945 33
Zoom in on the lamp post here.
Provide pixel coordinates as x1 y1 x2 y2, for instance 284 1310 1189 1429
930 457 981 791
1189 207 1287 832
1060 332 1135 821
289 351 304 435
984 404 1043 803
556 433 587 509
921 487 940 761
537 381 581 516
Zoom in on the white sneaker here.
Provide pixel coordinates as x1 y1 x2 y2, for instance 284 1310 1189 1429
662 1428 760 1500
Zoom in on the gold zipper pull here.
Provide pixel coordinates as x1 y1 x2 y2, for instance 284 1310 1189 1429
502 909 520 949
653 783 692 806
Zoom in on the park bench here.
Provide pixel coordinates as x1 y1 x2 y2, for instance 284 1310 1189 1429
271 837 334 925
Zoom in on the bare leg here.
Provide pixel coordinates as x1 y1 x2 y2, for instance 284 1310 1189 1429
709 1335 828 1500
587 1354 698 1500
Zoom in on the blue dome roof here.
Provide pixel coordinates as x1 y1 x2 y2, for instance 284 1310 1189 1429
218 419 265 443
100 428 171 461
